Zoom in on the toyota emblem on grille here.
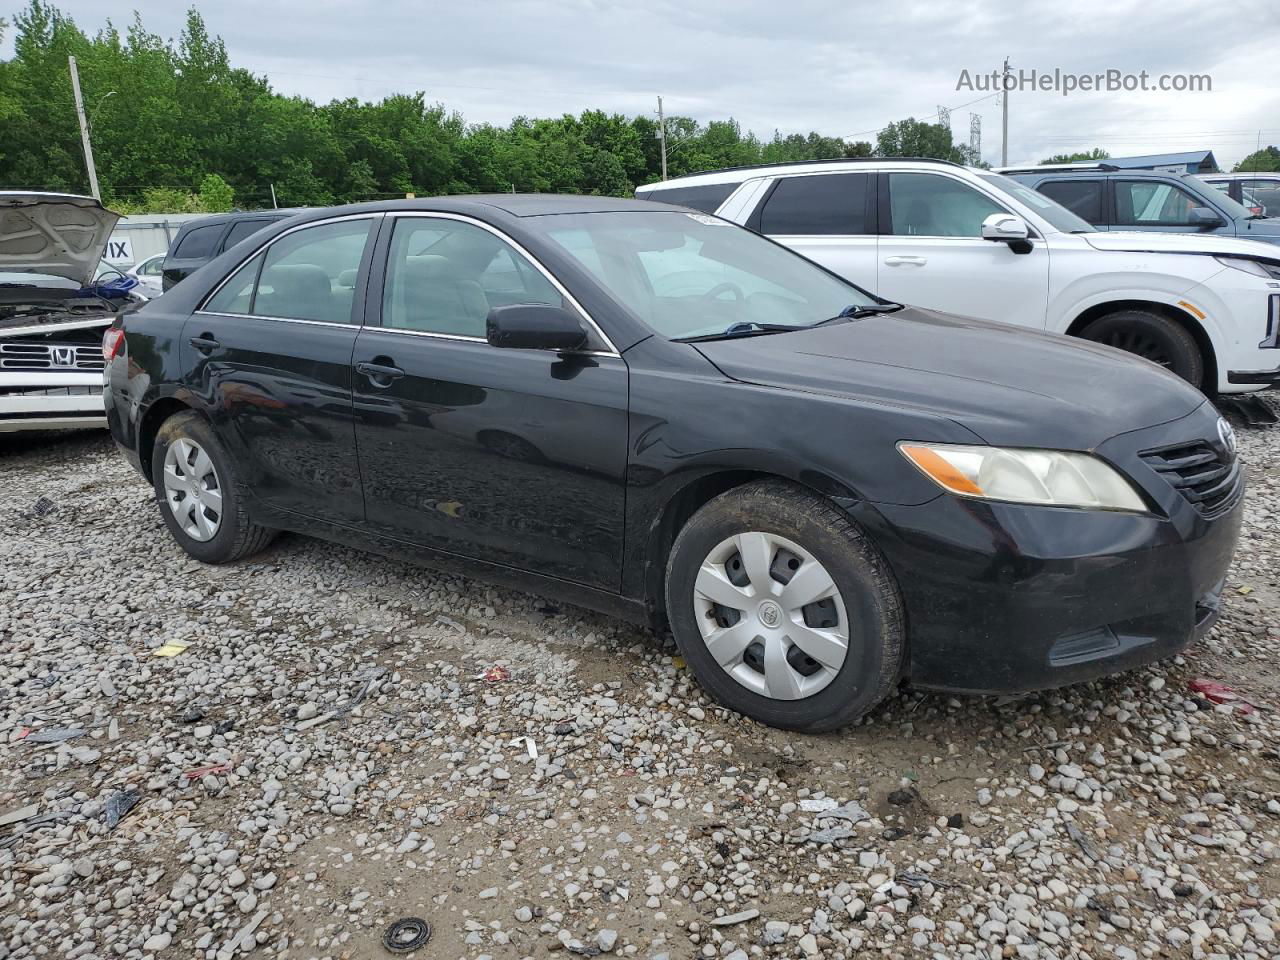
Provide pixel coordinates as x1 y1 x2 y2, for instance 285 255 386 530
52 346 76 367
1217 417 1237 458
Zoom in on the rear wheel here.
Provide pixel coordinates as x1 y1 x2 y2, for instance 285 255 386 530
150 411 276 563
665 480 904 732
1079 309 1204 388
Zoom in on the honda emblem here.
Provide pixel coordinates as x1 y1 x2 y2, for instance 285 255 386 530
52 346 76 367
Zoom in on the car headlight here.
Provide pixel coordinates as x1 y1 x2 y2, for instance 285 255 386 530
899 443 1147 512
1214 256 1280 280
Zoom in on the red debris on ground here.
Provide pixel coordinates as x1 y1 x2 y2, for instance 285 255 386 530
1188 678 1257 714
482 665 511 684
183 761 233 779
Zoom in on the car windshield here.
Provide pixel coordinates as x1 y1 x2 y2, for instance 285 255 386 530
977 173 1097 233
532 211 878 339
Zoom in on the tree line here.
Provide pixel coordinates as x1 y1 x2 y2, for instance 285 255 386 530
0 2 987 213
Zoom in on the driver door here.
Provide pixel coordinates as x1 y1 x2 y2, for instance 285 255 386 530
351 214 630 590
875 172 1051 330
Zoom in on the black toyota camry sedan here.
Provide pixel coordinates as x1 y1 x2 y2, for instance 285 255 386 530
104 195 1244 731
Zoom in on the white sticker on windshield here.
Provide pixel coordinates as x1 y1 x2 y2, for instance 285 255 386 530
685 213 729 225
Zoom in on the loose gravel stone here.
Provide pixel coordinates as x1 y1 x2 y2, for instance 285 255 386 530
3 416 1279 960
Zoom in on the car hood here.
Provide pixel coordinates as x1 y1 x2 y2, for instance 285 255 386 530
0 192 120 285
1237 217 1280 241
693 307 1207 449
1080 229 1280 258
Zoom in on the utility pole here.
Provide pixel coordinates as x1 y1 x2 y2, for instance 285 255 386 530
269 183 278 209
657 96 668 181
68 56 101 201
1000 57 1011 167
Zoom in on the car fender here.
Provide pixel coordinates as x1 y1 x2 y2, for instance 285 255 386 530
1047 254 1226 338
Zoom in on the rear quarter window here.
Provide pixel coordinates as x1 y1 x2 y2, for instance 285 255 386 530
636 182 738 214
172 223 225 260
758 173 870 235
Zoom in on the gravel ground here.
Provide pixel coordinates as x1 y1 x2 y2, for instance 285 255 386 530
2 410 1278 960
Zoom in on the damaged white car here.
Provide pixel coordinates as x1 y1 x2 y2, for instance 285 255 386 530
1 192 142 432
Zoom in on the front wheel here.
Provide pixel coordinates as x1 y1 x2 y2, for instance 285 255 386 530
664 480 904 732
1079 309 1204 388
150 411 276 564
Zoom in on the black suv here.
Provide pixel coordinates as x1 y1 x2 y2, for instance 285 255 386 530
1004 166 1280 246
161 209 302 291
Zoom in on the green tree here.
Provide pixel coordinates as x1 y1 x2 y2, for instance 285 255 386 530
1235 146 1280 172
197 173 234 211
0 1 868 206
1039 148 1111 164
875 118 968 163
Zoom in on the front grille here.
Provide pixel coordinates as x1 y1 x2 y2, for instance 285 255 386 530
1140 441 1241 517
0 342 105 371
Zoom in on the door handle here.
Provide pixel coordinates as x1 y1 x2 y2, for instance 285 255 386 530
189 334 220 353
356 359 405 387
884 255 928 266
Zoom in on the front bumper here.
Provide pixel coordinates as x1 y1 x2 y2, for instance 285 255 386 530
859 403 1243 694
0 372 106 432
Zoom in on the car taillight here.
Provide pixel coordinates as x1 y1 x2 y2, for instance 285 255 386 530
102 327 125 362
1252 206 1264 216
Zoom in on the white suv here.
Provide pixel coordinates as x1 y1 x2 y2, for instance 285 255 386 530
637 159 1280 395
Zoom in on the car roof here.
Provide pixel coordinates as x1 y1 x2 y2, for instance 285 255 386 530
265 194 694 224
636 158 970 191
174 208 304 231
1009 169 1196 181
1200 172 1279 180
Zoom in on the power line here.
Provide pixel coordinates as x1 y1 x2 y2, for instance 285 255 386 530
841 91 1000 141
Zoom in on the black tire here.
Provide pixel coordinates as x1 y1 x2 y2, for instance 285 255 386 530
1079 309 1204 388
150 410 276 564
665 480 904 732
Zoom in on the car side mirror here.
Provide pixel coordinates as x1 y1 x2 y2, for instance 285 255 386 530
981 213 1031 243
486 304 588 352
1190 207 1226 229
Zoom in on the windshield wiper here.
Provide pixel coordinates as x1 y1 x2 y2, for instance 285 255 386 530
0 282 38 288
813 302 904 326
675 321 803 343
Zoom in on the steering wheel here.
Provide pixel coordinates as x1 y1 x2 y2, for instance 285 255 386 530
701 282 745 302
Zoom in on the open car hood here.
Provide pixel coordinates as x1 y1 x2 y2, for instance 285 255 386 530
0 192 120 286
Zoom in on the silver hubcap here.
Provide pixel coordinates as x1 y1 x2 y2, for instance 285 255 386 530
692 531 849 700
162 438 223 542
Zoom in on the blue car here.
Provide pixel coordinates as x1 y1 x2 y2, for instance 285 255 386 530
1000 164 1280 246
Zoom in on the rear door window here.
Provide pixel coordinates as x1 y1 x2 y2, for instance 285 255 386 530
204 253 264 314
1035 180 1105 225
172 223 224 260
251 219 373 324
758 173 870 235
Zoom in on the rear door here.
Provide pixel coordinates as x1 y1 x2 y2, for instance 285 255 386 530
875 171 1050 329
748 172 879 292
351 213 629 589
1240 177 1280 217
184 215 378 524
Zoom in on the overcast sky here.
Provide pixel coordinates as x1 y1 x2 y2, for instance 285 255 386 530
9 0 1280 170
